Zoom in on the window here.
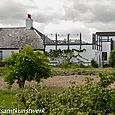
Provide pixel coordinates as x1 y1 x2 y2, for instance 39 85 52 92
102 52 107 60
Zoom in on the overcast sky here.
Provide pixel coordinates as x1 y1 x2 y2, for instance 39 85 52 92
0 0 115 42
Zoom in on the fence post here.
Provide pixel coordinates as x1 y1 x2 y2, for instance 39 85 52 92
80 33 82 50
67 33 70 50
42 35 46 53
55 33 57 50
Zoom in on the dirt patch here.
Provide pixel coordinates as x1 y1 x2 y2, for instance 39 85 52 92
41 75 99 88
0 77 7 89
0 75 99 89
0 77 37 90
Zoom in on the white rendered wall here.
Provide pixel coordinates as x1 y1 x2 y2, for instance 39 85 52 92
2 50 19 60
94 50 102 66
45 45 95 64
102 42 111 64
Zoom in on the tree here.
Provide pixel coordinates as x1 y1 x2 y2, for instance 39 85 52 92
109 48 115 67
45 48 88 63
3 45 51 88
45 49 62 60
73 48 88 62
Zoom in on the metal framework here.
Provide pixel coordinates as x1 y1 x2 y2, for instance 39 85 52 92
42 33 93 52
92 32 115 51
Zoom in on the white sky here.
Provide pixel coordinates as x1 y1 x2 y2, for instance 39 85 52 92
0 0 115 42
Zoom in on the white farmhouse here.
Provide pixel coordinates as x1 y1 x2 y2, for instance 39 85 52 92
0 14 45 60
0 14 114 67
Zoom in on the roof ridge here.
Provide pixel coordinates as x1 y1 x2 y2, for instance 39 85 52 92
33 28 44 36
0 27 26 29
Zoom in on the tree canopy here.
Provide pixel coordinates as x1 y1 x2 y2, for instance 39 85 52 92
3 45 51 88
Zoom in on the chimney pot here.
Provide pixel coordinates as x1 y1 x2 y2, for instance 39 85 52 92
28 14 31 19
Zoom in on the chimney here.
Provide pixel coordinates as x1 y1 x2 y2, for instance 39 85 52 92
26 14 33 29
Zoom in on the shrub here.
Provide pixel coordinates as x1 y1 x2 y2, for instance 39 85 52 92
59 62 86 69
91 59 98 68
0 60 5 67
98 72 115 88
109 49 115 67
15 74 115 114
59 62 73 68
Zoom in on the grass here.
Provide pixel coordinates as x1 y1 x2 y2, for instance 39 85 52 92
51 67 114 76
43 86 65 94
0 89 17 108
0 86 65 109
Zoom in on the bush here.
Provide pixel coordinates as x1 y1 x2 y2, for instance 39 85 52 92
15 73 115 114
59 62 73 68
59 62 86 68
99 72 115 88
109 49 115 67
0 60 5 67
91 59 98 68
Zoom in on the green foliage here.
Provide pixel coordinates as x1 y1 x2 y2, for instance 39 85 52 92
91 59 98 68
15 75 115 114
99 73 115 88
109 49 115 67
1 71 115 114
0 60 5 67
0 89 16 108
0 87 64 109
45 49 62 60
3 45 51 88
51 67 113 76
45 48 87 63
59 62 86 68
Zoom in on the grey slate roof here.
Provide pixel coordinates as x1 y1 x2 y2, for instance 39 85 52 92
34 28 54 44
0 27 44 50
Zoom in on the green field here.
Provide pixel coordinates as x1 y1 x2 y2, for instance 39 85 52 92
0 67 114 108
0 67 115 114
